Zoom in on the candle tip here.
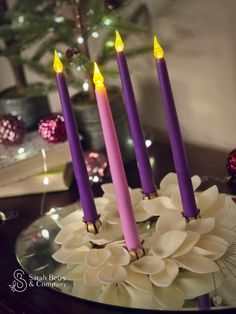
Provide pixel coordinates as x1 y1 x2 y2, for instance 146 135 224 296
93 62 104 89
115 30 124 52
153 36 164 59
53 50 63 73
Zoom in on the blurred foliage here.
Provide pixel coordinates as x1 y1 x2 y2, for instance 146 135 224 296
0 0 151 98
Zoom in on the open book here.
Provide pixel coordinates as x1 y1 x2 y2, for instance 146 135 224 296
0 163 74 198
0 131 72 187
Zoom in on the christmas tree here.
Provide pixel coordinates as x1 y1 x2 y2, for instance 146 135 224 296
0 0 151 100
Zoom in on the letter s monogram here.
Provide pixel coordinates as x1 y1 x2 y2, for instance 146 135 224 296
9 269 27 293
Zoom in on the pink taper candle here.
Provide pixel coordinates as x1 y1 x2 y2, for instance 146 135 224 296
93 62 141 251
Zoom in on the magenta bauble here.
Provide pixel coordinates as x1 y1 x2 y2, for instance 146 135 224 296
0 114 26 145
226 148 236 179
38 113 67 143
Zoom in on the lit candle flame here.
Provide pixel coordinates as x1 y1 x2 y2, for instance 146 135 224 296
53 50 63 73
153 36 164 59
93 62 105 90
115 30 124 53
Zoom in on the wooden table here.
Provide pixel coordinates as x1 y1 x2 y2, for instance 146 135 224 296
0 138 235 314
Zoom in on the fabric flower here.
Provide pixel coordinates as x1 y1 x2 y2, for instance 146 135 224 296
52 207 124 264
143 172 232 223
52 173 236 310
100 183 176 223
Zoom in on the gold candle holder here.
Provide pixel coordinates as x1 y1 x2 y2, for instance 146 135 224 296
142 189 159 200
128 245 145 262
182 209 201 222
83 216 102 234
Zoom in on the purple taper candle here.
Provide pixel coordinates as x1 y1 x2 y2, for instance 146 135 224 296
198 294 211 310
115 31 156 198
153 37 199 219
53 51 100 231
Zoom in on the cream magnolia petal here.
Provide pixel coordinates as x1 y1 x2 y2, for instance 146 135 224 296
72 280 101 300
191 246 212 256
106 244 130 265
55 221 84 244
175 252 219 273
101 183 116 198
85 248 111 268
220 196 236 227
191 175 202 191
204 205 229 223
121 283 154 309
88 223 123 245
52 247 88 264
134 207 152 222
196 185 219 210
186 217 215 235
160 184 179 197
155 211 186 235
130 256 165 274
194 236 228 260
130 188 143 204
143 197 177 216
98 283 130 307
142 235 152 250
94 197 109 211
66 263 75 270
64 264 85 280
208 192 226 210
152 230 187 258
200 234 229 247
160 172 178 190
150 259 179 287
62 234 88 250
104 200 118 212
170 190 183 211
52 248 71 263
202 194 227 221
66 251 88 264
125 266 152 292
171 231 200 258
209 226 235 246
153 285 185 309
83 267 102 286
105 210 120 224
216 275 236 307
97 265 127 283
175 271 224 299
58 208 83 228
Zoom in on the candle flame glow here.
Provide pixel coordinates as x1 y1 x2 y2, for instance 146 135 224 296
153 36 164 59
53 50 63 73
93 62 105 90
115 30 124 52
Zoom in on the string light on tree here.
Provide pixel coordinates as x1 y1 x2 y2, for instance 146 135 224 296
54 16 64 23
83 80 89 91
77 36 84 44
92 31 99 38
18 15 24 24
103 17 112 26
106 40 114 48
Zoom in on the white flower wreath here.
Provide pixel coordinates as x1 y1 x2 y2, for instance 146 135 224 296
52 173 236 310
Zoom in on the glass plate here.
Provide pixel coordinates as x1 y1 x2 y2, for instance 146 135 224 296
15 202 236 311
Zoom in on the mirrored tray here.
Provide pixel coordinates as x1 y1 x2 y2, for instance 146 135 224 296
15 202 236 312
